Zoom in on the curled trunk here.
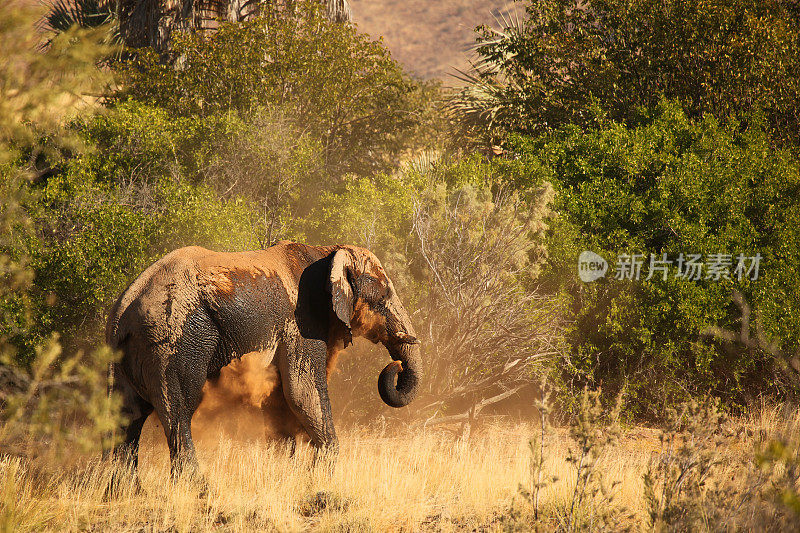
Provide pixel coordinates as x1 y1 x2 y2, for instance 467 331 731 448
378 341 421 408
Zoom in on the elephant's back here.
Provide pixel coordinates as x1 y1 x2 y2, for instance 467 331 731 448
105 243 335 349
106 246 212 349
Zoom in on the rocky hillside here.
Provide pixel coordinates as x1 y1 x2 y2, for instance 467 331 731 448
349 0 525 80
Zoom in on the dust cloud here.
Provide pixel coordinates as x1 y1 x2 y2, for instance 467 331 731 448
139 352 305 452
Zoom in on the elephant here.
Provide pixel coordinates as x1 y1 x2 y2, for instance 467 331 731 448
105 241 421 478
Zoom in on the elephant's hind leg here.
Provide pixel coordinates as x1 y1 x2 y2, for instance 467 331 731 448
109 366 154 467
164 408 200 480
158 310 219 481
106 366 153 496
152 366 207 481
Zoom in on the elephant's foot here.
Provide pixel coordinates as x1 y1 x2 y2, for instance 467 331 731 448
170 465 209 498
311 441 339 476
104 466 144 500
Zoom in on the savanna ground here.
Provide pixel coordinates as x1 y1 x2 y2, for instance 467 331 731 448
3 402 799 532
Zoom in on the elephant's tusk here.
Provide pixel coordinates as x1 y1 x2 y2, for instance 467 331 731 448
394 332 419 345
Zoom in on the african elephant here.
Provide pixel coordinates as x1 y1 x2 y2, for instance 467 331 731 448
105 241 421 477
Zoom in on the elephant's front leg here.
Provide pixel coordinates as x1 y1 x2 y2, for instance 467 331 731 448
277 337 338 453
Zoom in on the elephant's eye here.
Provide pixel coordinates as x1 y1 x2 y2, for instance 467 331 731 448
356 274 389 302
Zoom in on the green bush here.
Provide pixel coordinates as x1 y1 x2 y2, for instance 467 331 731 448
77 102 325 244
460 0 800 145
8 167 259 364
515 101 800 417
77 101 223 185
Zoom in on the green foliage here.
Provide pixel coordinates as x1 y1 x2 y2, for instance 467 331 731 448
449 0 800 416
10 168 260 362
77 101 222 184
0 335 122 459
204 109 326 245
308 171 421 277
515 100 800 416
0 1 113 165
76 101 325 244
119 0 430 176
461 0 800 145
0 172 36 366
4 100 264 361
0 1 113 363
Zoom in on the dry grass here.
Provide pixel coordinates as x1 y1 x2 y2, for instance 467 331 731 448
3 404 796 532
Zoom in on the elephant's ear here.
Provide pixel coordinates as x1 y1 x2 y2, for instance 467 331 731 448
328 249 356 328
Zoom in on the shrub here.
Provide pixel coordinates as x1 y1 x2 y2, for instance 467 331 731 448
516 100 800 417
77 101 223 186
78 102 325 244
118 0 432 177
204 109 326 246
309 157 560 426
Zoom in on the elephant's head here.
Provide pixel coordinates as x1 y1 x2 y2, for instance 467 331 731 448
328 247 421 408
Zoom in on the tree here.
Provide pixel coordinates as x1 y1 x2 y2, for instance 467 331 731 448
120 1 429 177
44 0 352 50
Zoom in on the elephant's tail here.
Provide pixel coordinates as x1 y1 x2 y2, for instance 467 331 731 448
105 294 126 350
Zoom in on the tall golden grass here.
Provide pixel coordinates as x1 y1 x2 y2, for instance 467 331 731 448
2 404 797 532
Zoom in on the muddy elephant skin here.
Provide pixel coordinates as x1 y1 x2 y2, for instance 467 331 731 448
105 241 421 477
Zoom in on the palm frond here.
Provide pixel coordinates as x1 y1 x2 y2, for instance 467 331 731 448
467 4 526 73
42 0 116 33
447 3 525 134
448 67 507 128
41 0 122 51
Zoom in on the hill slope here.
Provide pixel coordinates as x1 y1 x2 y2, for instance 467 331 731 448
350 0 525 80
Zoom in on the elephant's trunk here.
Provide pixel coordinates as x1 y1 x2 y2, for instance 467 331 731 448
378 340 421 408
